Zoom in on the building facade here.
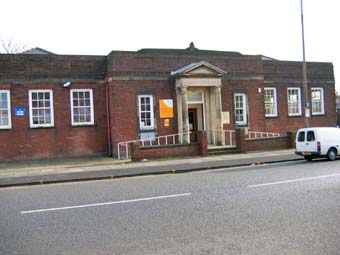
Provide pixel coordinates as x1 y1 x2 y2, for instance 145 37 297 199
0 44 336 161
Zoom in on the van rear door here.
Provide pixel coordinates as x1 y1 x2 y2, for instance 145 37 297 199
305 130 318 153
296 130 306 153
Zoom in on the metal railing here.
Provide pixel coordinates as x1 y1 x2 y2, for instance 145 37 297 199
247 131 280 140
207 129 236 147
117 132 191 160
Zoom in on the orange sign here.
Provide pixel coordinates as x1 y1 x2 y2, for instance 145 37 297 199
164 119 170 127
159 99 174 118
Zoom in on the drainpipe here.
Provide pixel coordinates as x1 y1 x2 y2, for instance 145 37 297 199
105 77 112 156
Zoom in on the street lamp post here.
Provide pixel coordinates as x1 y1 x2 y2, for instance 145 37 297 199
300 0 310 127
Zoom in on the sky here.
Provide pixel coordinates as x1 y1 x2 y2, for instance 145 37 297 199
1 0 339 91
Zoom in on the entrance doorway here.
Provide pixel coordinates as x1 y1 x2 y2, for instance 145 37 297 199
188 108 198 142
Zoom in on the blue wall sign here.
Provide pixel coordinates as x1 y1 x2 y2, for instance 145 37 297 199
14 107 26 117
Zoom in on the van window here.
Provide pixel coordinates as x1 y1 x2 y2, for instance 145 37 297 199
307 131 315 142
298 131 305 142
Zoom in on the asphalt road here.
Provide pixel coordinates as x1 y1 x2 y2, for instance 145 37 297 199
1 159 340 255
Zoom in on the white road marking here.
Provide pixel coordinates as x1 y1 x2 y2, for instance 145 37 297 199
249 173 340 188
21 193 191 214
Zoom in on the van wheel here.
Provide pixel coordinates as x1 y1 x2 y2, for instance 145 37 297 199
304 155 313 161
327 148 337 161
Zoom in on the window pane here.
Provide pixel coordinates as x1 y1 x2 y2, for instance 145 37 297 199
2 118 8 126
71 90 94 125
311 88 324 114
307 131 315 142
288 88 300 115
138 96 153 129
29 91 53 127
264 88 277 116
0 100 7 108
298 131 305 142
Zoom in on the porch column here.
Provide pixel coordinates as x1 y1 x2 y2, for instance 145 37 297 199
215 86 224 145
180 87 190 143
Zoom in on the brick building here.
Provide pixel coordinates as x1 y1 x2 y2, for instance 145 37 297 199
0 44 336 161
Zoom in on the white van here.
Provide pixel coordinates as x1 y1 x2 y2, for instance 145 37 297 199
295 127 340 161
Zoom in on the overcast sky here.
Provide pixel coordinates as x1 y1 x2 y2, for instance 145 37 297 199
1 0 339 91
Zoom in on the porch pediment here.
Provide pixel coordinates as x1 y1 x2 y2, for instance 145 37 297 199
170 61 226 78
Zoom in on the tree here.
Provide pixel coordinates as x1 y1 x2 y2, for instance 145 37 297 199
0 38 27 54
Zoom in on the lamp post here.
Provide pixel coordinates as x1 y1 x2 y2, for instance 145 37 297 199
300 0 310 127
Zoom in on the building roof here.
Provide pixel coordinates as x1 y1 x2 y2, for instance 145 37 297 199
21 47 55 55
137 42 243 58
170 61 226 77
260 55 277 61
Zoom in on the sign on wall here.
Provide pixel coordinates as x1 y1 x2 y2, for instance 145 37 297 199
164 119 170 127
222 111 230 124
159 99 174 118
14 107 26 117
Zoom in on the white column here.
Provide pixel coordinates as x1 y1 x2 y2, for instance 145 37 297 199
181 87 190 143
215 86 224 145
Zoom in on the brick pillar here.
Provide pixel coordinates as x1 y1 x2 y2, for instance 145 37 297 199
131 142 141 162
199 131 208 157
236 128 246 152
286 131 296 149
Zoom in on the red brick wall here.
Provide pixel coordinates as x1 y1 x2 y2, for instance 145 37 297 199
109 80 179 156
235 129 290 152
263 60 334 80
0 50 335 162
131 143 201 161
0 83 108 162
263 83 336 134
106 52 334 137
0 54 106 80
130 131 207 161
107 51 263 77
221 79 266 131
262 60 336 133
243 137 289 152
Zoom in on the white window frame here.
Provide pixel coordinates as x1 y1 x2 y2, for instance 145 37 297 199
287 87 302 116
234 93 248 126
0 90 12 129
138 95 154 130
311 87 325 115
70 89 94 126
29 89 54 128
264 87 278 117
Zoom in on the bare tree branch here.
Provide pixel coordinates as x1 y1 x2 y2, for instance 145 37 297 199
1 39 27 54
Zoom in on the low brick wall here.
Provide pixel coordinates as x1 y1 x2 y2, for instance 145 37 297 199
243 136 289 151
131 131 207 161
236 129 294 152
131 143 201 161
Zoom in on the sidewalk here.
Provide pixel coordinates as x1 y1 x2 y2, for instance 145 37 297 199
0 149 302 188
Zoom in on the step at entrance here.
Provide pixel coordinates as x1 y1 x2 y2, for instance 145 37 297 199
208 146 240 156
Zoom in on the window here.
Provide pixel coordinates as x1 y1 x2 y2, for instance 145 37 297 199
297 131 305 142
264 88 278 117
29 90 54 128
311 88 324 115
0 90 11 129
70 89 94 125
307 131 315 142
287 88 301 116
234 93 248 126
138 95 154 130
